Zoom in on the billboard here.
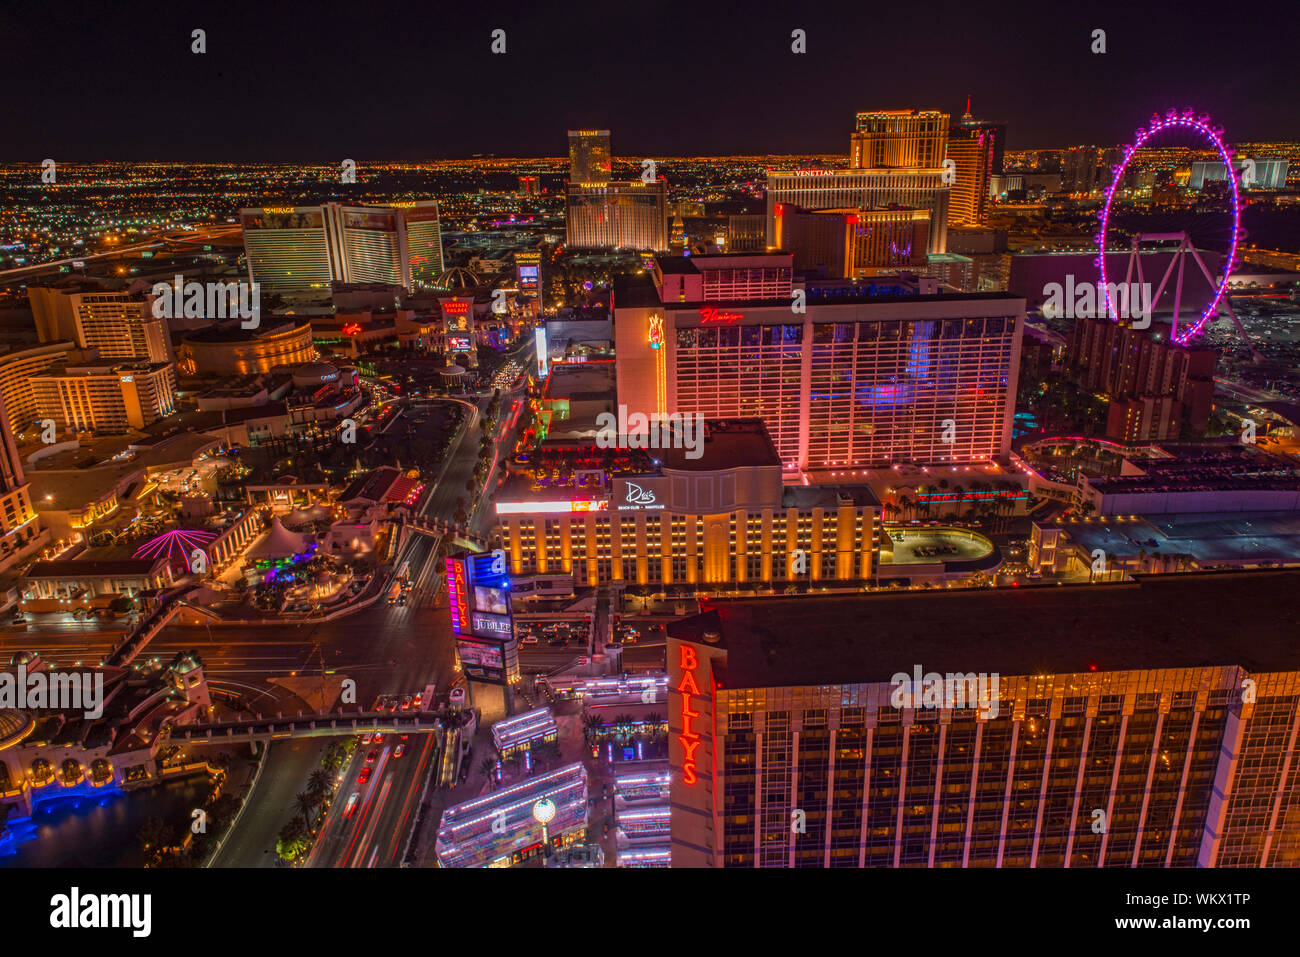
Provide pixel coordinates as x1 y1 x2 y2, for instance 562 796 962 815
448 552 519 685
458 638 505 681
535 326 548 378
516 251 541 293
474 584 509 615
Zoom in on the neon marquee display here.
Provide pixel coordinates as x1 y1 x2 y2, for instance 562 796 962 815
699 307 742 325
446 556 470 634
677 644 703 786
495 499 608 514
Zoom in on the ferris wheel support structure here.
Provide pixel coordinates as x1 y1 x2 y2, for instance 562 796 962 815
1120 231 1262 362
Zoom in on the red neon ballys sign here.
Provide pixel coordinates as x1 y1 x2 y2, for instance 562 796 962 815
699 307 741 325
677 644 703 786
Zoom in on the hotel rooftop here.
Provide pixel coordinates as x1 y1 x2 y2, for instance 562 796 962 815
669 569 1300 690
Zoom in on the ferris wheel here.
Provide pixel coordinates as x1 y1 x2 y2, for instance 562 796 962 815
1095 109 1258 357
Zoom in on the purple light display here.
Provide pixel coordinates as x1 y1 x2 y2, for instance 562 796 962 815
133 529 217 571
1096 109 1240 345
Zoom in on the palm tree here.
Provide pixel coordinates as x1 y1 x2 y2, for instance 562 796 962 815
307 769 332 795
294 791 316 830
138 817 175 865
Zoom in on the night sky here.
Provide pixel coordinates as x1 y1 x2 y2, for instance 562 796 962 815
4 0 1297 161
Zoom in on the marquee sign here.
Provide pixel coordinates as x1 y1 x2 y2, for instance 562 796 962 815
677 644 703 786
699 307 742 325
446 557 470 635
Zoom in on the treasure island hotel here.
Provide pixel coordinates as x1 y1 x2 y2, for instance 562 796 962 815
669 571 1300 867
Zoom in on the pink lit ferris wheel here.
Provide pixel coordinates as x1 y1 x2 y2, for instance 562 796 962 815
1096 109 1256 352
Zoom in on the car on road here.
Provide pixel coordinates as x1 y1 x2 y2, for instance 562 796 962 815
400 695 412 710
358 766 372 784
373 733 384 744
366 749 379 763
360 733 373 745
395 744 405 758
522 635 539 644
344 792 360 818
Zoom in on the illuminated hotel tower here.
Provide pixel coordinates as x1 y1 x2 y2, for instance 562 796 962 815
615 254 1022 470
946 103 1003 226
850 110 950 169
0 390 40 572
27 285 172 364
568 130 612 185
773 205 930 277
564 128 667 251
566 182 668 251
669 572 1300 868
767 110 953 254
766 170 949 254
241 201 444 294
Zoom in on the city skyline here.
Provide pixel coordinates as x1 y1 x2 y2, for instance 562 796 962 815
4 0 1300 908
5 0 1299 161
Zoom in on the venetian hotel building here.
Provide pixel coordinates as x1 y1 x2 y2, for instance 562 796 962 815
668 571 1300 868
614 254 1023 473
495 420 880 590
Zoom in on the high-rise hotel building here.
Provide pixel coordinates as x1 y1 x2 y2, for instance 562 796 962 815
564 127 667 251
946 127 998 226
494 420 881 590
0 391 41 573
28 284 172 364
766 170 950 254
31 361 177 433
850 110 950 169
669 571 1300 867
614 254 1023 472
240 201 444 294
767 110 954 254
566 182 668 251
773 205 930 278
568 130 612 185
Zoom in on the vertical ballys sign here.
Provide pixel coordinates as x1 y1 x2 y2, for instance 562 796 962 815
677 644 703 786
446 556 469 634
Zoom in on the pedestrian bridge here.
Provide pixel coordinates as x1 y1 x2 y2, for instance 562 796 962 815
172 708 457 743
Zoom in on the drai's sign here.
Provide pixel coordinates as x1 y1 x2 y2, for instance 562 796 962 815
616 479 665 511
